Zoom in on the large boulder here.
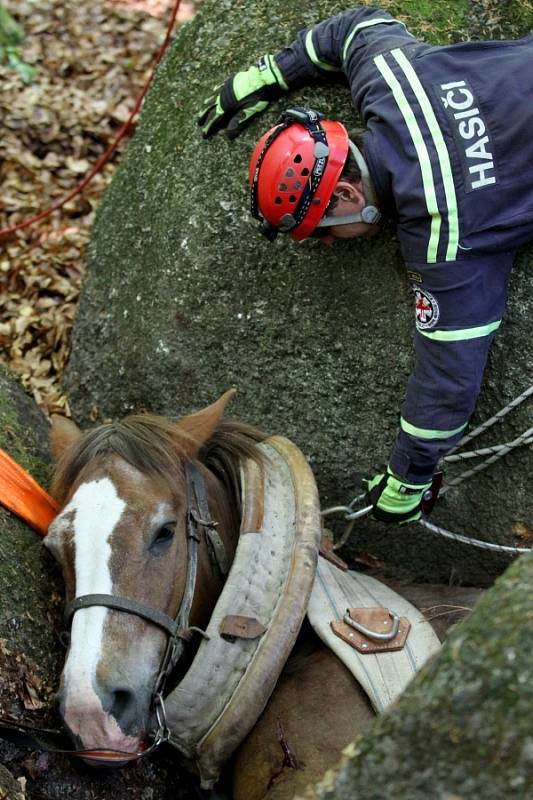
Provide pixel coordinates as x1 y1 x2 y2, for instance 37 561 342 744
300 549 533 800
64 0 533 584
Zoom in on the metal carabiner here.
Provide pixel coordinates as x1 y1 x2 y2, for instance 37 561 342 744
345 492 373 519
346 503 373 521
321 492 373 551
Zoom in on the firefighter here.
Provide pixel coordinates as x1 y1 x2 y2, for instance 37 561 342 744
198 7 533 525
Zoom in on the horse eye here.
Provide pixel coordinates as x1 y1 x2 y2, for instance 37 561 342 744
152 523 176 547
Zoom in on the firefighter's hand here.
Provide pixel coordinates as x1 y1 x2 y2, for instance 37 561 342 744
364 469 431 525
198 55 287 140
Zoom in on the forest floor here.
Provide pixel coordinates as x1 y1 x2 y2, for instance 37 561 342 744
0 0 198 416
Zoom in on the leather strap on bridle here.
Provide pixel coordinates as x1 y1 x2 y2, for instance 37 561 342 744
0 460 226 763
0 717 163 763
64 594 181 637
151 462 206 703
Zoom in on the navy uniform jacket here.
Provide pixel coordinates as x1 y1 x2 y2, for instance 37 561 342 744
274 6 533 483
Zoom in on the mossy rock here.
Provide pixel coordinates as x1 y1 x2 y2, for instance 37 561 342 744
65 0 533 584
0 366 62 722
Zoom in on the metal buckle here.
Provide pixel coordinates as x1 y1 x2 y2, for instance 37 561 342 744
343 608 400 642
280 106 324 128
421 471 443 515
189 508 218 530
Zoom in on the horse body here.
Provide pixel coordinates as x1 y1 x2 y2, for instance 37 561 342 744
232 631 375 800
44 392 481 798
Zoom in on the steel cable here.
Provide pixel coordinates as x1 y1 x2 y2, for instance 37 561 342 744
447 384 533 455
440 426 533 495
323 387 532 555
418 518 531 554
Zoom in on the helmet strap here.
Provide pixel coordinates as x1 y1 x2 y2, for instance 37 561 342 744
251 107 331 240
315 140 381 230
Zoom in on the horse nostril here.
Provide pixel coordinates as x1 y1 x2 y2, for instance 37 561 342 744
109 688 137 729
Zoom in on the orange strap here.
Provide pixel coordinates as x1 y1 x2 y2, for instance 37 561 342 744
0 449 59 536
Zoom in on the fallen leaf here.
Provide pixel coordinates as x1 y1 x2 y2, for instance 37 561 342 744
15 662 44 710
513 521 533 544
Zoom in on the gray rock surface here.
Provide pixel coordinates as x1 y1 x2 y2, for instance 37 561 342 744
64 0 533 583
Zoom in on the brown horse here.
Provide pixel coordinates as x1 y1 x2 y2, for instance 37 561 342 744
45 390 481 799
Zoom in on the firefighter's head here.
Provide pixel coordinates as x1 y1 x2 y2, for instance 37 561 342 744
248 107 381 244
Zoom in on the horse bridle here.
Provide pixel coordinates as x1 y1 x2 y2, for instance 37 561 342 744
0 461 229 762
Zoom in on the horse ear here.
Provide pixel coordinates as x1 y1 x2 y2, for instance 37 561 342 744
176 388 236 457
50 415 83 461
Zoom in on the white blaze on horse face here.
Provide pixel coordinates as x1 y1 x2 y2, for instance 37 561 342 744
61 478 126 727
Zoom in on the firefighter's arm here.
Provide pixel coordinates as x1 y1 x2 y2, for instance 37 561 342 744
380 253 514 521
275 6 415 89
199 7 414 138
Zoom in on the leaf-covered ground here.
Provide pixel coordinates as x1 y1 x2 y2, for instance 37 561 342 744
0 0 197 416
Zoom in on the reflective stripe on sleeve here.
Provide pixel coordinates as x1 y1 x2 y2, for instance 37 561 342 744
268 54 288 90
342 17 411 62
418 320 501 341
305 30 341 71
401 417 468 440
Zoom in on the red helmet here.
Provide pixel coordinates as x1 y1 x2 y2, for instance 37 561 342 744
248 108 350 241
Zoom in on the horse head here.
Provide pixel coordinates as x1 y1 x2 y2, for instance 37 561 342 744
44 390 263 761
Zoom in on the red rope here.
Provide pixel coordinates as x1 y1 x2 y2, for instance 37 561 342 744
0 0 182 239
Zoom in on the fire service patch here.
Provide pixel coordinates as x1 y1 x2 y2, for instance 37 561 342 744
414 287 439 330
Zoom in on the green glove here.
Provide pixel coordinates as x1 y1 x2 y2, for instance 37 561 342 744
198 54 288 140
365 468 431 525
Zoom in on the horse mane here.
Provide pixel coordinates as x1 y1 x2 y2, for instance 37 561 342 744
51 413 268 506
202 419 267 507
